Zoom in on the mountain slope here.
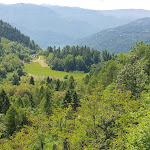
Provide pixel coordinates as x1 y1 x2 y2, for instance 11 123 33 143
1 4 150 48
75 18 150 53
0 20 40 50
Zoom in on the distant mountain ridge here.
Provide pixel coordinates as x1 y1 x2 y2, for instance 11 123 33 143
75 17 150 53
1 3 150 48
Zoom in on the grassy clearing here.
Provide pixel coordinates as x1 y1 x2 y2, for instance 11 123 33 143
25 62 87 80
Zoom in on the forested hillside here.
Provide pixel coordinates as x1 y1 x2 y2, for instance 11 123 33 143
0 20 40 50
0 21 41 80
76 17 150 53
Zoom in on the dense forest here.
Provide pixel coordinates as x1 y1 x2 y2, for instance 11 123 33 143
76 17 150 53
1 19 150 150
45 45 116 72
0 20 40 50
1 40 150 149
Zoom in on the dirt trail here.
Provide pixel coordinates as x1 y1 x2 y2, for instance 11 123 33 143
32 56 49 67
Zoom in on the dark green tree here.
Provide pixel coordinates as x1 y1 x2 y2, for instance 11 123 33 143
46 76 52 84
0 89 10 114
72 91 80 111
63 90 72 108
17 67 24 77
55 79 60 91
15 97 24 108
4 105 20 135
84 75 90 84
12 72 20 85
40 87 53 115
30 76 35 85
69 76 75 89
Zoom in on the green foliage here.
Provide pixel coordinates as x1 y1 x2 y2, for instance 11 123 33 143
0 89 10 114
11 72 20 85
64 74 68 79
63 90 80 111
0 37 40 79
97 60 119 88
55 79 60 91
0 20 40 50
29 76 35 85
4 105 21 135
45 45 115 72
2 38 150 149
68 76 75 89
40 87 53 115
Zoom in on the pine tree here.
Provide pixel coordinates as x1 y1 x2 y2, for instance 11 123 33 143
30 76 35 85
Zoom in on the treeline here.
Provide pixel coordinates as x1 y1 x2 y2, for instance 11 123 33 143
0 20 40 50
45 45 116 72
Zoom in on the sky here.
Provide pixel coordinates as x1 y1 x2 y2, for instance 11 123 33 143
0 0 150 10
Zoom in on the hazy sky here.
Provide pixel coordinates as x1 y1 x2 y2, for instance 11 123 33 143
0 0 150 10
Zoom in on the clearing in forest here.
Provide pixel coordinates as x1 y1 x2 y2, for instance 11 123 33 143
25 57 86 80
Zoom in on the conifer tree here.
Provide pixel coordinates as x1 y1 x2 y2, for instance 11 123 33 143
12 72 20 85
15 97 24 108
63 90 72 108
46 76 52 84
5 105 20 135
29 76 35 85
68 76 75 89
40 87 53 115
72 91 80 111
55 79 60 91
0 89 10 114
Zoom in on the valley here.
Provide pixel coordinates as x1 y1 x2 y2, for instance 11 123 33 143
1 2 150 150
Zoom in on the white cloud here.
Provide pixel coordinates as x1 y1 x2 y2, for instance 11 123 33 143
0 0 150 10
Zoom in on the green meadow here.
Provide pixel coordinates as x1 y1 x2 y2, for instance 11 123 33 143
25 62 87 80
